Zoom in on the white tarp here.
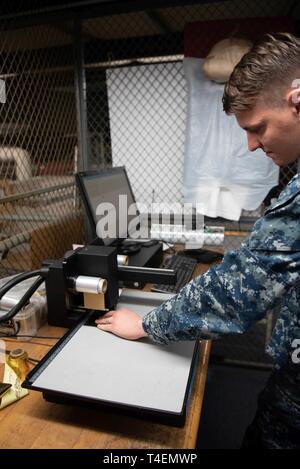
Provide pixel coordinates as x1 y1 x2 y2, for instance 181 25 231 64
183 57 279 220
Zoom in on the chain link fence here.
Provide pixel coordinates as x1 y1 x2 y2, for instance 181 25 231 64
0 4 84 277
0 0 299 365
84 0 300 257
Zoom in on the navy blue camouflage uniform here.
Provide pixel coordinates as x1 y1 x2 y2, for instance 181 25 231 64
142 173 300 449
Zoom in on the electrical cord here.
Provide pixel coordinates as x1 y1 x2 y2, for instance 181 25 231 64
0 268 49 323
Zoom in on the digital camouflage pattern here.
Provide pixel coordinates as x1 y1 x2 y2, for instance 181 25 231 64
143 173 300 368
242 358 300 449
142 173 300 448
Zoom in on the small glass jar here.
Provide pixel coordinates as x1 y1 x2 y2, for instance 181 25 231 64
7 348 30 382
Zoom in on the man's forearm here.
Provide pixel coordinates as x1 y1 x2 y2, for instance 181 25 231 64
142 245 288 344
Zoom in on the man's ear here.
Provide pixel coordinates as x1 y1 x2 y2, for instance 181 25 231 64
288 88 300 114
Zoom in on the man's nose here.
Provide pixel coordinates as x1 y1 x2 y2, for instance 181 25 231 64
247 132 261 152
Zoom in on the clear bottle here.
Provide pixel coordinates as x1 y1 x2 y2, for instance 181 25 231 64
7 348 30 382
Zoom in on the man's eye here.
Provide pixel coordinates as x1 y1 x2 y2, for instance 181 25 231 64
257 126 266 134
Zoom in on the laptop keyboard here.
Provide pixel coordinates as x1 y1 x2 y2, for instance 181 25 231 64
151 254 197 294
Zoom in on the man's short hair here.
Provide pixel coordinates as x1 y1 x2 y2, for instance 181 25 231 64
223 32 300 115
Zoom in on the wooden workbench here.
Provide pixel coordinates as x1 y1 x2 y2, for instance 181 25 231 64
0 262 212 449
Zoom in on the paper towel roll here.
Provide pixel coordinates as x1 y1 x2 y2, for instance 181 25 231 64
203 232 224 246
150 224 224 246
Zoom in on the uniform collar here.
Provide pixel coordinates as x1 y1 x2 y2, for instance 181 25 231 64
265 173 300 214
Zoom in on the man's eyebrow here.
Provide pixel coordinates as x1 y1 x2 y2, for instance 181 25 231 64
242 120 265 131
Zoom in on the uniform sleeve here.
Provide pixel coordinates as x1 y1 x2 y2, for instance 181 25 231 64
142 211 300 344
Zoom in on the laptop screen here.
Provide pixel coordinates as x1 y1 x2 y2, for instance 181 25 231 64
75 167 138 246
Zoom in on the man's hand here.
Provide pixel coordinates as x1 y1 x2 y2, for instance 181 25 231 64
95 307 148 340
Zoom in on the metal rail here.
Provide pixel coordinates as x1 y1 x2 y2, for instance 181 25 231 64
0 181 75 205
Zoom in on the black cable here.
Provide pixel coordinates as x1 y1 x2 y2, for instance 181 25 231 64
0 269 45 300
0 268 48 323
0 276 44 323
28 358 40 365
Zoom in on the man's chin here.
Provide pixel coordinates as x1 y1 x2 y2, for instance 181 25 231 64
272 158 285 166
266 154 279 165
267 154 292 167
274 160 294 167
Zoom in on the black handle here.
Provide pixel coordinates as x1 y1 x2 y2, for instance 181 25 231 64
118 265 176 285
